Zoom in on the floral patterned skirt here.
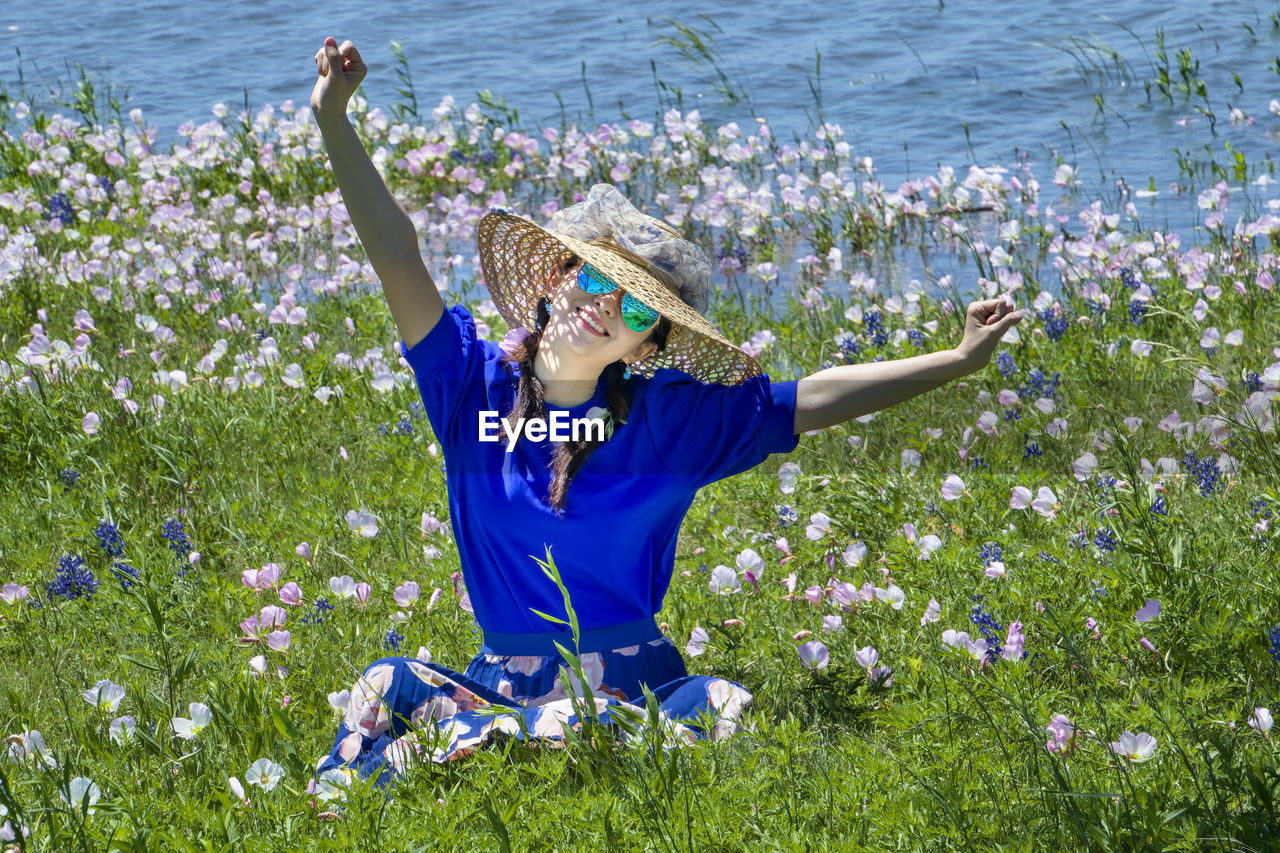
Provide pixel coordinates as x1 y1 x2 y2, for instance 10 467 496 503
314 634 753 789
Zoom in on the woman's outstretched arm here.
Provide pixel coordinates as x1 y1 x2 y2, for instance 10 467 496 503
310 37 444 350
794 297 1024 434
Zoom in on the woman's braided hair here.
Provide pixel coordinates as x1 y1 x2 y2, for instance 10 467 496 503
498 238 675 515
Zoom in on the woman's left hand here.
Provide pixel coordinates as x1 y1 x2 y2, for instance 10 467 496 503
954 297 1024 368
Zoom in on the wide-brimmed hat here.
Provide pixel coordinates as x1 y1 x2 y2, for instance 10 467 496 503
476 184 764 386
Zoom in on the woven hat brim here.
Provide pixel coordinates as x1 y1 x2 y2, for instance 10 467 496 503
476 209 764 386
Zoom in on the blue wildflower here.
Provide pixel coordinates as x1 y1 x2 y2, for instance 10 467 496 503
410 401 424 419
1244 371 1263 394
1128 299 1146 325
969 602 1005 664
776 505 798 527
97 174 115 199
1069 530 1089 549
1037 550 1060 564
47 555 99 600
384 629 404 652
301 597 335 625
44 192 75 226
1096 473 1117 491
1269 625 1280 664
864 310 888 347
1118 267 1137 288
1250 498 1272 519
1023 442 1042 459
907 329 925 347
59 469 80 490
111 561 141 592
1038 307 1069 342
968 455 990 471
1084 298 1106 316
995 351 1017 379
377 423 390 437
395 417 414 436
979 542 1003 565
94 519 125 557
1003 408 1022 422
1093 527 1117 552
161 517 192 560
1180 450 1225 497
1149 495 1168 517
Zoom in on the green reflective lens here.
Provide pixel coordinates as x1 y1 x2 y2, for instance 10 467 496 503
576 263 659 333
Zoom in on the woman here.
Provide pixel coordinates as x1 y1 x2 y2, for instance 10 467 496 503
308 37 1023 787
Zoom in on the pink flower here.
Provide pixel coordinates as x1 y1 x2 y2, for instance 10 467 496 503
1045 714 1079 754
259 605 287 630
1109 731 1157 762
394 581 420 608
1138 637 1156 653
805 512 831 540
920 597 941 626
498 326 529 358
296 541 312 562
686 626 709 657
354 582 371 606
941 474 966 501
265 630 292 653
1001 621 1025 661
238 615 261 643
855 646 879 669
798 640 829 671
804 585 823 605
279 582 303 607
1134 599 1160 623
822 614 844 632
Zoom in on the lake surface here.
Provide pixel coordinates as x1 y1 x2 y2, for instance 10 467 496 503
6 1 1280 266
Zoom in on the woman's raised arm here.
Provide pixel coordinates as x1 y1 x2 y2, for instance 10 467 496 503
310 37 443 350
794 297 1024 433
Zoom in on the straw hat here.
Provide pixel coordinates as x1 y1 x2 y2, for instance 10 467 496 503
476 184 764 386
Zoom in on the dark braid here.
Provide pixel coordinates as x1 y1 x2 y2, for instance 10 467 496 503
498 259 672 516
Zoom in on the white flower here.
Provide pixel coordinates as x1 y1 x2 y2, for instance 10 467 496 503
1249 707 1273 737
61 777 101 816
108 715 136 746
346 510 379 538
245 757 284 792
841 541 866 567
777 461 802 494
874 584 905 609
735 548 764 579
82 679 126 713
5 730 57 768
171 702 212 740
229 776 248 804
329 575 357 598
314 767 352 803
920 597 941 626
941 474 966 501
805 512 831 540
686 626 709 657
1109 731 1158 762
708 566 740 594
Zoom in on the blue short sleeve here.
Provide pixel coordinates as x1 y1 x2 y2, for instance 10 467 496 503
400 305 499 447
641 369 800 489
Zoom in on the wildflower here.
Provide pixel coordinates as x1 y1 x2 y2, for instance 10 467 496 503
171 703 212 740
709 566 740 594
109 715 136 745
1038 306 1069 342
6 730 58 768
1022 442 1042 458
246 758 285 792
1093 527 1117 553
1 584 30 606
798 640 829 671
384 629 403 652
1179 450 1225 497
855 646 879 669
941 474 966 501
1139 637 1156 653
346 510 380 538
329 576 357 598
266 630 292 653
394 581 420 608
161 518 192 560
1045 714 1080 755
969 602 1005 665
686 626 709 657
1150 495 1167 517
1002 621 1026 661
1248 707 1273 738
1037 551 1060 564
111 561 141 591
45 192 75 226
59 469 80 489
1269 625 1280 664
279 582 304 607
94 520 125 557
1109 731 1158 762
981 354 1015 386
82 679 126 713
48 555 99 601
229 776 249 805
920 598 941 626
1135 599 1160 623
60 777 100 817
805 512 831 540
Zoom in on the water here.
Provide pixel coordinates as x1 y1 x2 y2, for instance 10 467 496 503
5 1 1280 269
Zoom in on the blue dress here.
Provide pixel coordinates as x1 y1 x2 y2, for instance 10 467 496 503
314 305 799 789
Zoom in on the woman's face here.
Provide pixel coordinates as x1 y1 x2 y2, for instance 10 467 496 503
540 259 660 371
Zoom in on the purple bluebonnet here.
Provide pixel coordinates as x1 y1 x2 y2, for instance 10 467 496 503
1150 495 1168 517
1003 408 1022 422
776 505 798 527
384 628 404 652
95 519 125 558
1037 550 1060 564
1038 307 1069 342
969 599 1005 665
1269 625 1280 664
48 555 99 601
1016 368 1061 401
111 561 141 591
1023 442 1042 458
979 542 1003 565
1180 450 1225 497
1117 267 1137 288
59 469 80 490
1127 299 1146 325
44 192 75 226
1093 527 1117 552
1244 371 1263 394
864 310 888 347
301 597 335 625
907 329 925 348
394 417 414 436
995 351 1017 378
376 423 390 437
162 517 192 559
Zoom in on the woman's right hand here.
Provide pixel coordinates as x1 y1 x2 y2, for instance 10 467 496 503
310 36 367 121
